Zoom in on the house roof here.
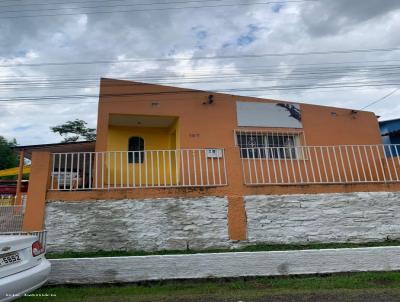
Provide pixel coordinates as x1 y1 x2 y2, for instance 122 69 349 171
379 117 400 125
379 118 400 136
12 141 96 159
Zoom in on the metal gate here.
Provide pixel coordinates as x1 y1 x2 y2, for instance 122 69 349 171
0 195 26 232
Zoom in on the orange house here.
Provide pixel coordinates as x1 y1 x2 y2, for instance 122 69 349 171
19 78 400 240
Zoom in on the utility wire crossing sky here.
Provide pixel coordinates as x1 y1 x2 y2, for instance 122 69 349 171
0 0 400 144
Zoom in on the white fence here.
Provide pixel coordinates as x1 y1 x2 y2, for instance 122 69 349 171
50 149 228 190
241 144 400 185
0 194 27 206
0 196 26 232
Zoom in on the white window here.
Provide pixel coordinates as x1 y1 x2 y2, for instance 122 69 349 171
235 130 304 159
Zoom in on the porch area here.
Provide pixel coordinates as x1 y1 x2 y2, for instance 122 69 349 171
49 148 228 190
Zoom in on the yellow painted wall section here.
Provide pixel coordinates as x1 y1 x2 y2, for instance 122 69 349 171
107 125 171 151
169 118 180 149
106 125 178 186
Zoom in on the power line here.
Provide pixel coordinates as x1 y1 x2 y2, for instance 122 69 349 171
1 62 400 80
0 0 315 19
3 58 400 80
0 71 400 91
1 46 400 68
2 82 400 107
0 0 227 14
0 81 400 102
0 0 161 8
1 62 400 90
360 88 400 110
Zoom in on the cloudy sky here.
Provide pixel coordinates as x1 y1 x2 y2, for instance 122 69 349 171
1 0 400 145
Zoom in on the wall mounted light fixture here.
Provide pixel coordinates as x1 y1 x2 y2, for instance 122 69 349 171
203 94 214 105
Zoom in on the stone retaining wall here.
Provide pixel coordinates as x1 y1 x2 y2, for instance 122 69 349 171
245 192 400 244
45 192 400 252
45 197 229 252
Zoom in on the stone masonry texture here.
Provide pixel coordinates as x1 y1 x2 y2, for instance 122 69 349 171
45 197 229 252
46 192 400 252
245 192 400 244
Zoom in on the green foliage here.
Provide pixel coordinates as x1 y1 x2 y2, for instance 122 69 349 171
0 136 18 170
21 272 400 302
50 119 96 143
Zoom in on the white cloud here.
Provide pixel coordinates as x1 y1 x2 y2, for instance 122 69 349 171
0 0 400 144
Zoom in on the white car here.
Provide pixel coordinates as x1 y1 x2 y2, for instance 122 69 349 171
0 236 51 301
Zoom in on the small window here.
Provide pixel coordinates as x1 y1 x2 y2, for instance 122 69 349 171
236 131 300 159
128 137 144 163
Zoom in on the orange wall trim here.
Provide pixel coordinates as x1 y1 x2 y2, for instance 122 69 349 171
23 151 52 231
46 182 400 202
227 196 247 241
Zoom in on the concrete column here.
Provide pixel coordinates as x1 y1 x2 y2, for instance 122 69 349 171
227 196 247 240
23 151 52 231
224 146 248 241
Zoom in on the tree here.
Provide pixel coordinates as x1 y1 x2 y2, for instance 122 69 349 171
0 136 18 170
51 119 96 143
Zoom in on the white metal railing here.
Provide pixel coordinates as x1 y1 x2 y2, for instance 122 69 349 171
50 149 228 190
241 144 400 185
0 195 15 206
0 194 27 206
0 197 26 232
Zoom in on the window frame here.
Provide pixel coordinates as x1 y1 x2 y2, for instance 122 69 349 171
235 129 304 159
128 136 145 164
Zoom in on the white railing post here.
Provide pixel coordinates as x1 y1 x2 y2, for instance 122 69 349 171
223 149 228 185
51 153 55 190
150 151 154 187
326 146 335 182
363 146 372 182
375 145 387 182
198 149 204 186
205 149 210 185
88 152 92 189
180 150 185 186
217 150 222 185
332 146 341 183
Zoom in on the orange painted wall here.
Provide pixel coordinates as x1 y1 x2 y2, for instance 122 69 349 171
23 152 51 231
96 78 381 151
94 79 382 195
227 196 247 241
88 79 384 240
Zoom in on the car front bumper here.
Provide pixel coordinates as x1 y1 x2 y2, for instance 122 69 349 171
0 258 51 302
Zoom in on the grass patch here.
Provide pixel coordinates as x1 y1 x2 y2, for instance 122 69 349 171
46 240 400 259
21 271 400 301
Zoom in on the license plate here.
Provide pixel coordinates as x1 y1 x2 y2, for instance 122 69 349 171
0 252 22 267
